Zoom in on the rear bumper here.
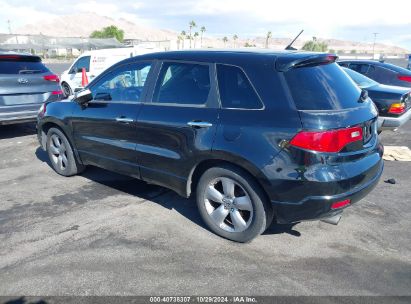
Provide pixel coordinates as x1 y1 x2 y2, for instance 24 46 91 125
378 109 411 130
0 110 38 125
272 160 384 224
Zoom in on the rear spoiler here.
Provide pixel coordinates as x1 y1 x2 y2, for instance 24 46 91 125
0 54 42 62
276 54 338 72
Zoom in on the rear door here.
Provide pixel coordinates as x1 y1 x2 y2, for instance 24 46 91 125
283 62 378 146
135 60 220 192
71 61 153 176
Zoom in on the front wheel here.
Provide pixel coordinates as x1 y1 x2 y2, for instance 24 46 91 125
46 127 84 176
196 165 273 243
61 82 72 97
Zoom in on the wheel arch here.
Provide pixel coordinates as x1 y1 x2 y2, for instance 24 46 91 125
186 155 272 203
39 119 83 165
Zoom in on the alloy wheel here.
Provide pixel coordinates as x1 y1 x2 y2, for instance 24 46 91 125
204 177 254 233
49 134 68 171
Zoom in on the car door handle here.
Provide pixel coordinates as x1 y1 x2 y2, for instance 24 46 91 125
187 121 213 128
116 117 134 123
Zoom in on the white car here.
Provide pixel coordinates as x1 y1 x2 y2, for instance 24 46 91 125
60 45 161 96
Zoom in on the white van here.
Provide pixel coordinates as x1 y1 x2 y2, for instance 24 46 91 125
60 45 161 96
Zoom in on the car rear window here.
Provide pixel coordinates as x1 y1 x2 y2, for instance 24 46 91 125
0 57 50 74
284 63 361 110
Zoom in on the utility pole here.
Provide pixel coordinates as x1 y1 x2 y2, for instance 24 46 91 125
7 20 12 34
372 32 379 59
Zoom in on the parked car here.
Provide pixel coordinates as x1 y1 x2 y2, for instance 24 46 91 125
342 67 411 131
60 45 161 96
37 51 383 242
338 60 411 88
0 52 63 125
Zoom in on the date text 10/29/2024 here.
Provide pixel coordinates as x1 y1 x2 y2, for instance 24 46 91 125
149 297 257 303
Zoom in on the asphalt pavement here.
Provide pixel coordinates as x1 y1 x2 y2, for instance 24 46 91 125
0 119 410 296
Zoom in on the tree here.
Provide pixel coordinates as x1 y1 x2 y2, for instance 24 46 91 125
193 32 199 48
223 36 228 47
350 49 357 54
200 26 206 47
189 20 196 48
244 42 256 47
180 30 186 49
302 37 328 52
233 34 238 48
90 25 124 42
265 31 272 48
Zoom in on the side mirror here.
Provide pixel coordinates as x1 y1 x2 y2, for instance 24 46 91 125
74 89 93 105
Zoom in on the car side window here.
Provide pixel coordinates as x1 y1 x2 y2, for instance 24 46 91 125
216 64 263 109
152 62 211 105
90 62 152 102
70 56 90 74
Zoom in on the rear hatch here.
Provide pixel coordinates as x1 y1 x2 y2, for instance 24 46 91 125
280 55 378 153
0 54 61 107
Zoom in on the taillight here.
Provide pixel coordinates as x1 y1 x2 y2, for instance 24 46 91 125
290 126 363 153
388 103 405 115
51 90 63 95
331 199 351 209
44 74 60 82
398 75 411 82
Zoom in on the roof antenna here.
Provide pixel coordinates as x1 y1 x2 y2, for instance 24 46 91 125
285 30 304 50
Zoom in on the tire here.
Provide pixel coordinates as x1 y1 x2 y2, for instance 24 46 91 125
196 165 273 243
46 127 85 176
62 82 72 97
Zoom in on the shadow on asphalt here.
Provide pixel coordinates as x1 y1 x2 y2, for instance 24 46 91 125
3 297 48 304
35 147 302 237
0 122 37 140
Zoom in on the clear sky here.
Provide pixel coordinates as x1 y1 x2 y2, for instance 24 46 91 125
1 0 410 50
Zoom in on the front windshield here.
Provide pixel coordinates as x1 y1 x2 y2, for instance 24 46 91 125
343 67 378 88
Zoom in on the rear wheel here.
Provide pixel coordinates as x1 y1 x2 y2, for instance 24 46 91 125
196 165 273 242
46 127 84 176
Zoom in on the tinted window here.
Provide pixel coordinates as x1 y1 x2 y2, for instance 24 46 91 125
350 64 369 74
153 62 210 105
217 64 262 109
0 58 49 74
90 62 151 102
70 56 90 73
284 63 361 110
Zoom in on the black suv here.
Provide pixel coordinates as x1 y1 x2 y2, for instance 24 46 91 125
37 50 384 242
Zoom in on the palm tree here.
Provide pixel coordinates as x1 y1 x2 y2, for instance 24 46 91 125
223 36 228 47
189 20 196 48
265 31 272 48
180 30 186 49
200 26 206 47
233 34 238 48
193 32 199 48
